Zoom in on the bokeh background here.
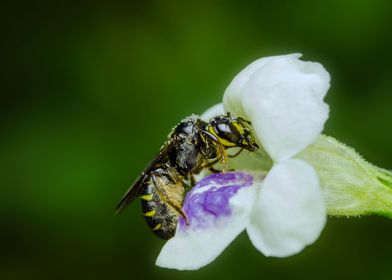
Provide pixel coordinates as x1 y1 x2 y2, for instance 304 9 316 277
2 0 392 279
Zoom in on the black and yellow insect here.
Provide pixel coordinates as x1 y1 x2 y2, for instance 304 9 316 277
115 112 259 240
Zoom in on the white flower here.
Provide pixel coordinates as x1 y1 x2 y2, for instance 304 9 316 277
156 54 331 270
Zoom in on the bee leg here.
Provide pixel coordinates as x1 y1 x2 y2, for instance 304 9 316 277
209 166 235 173
201 156 224 173
183 178 193 191
217 144 228 172
177 207 189 225
209 166 222 173
190 175 196 187
228 148 244 158
150 172 189 225
162 198 189 226
201 156 221 169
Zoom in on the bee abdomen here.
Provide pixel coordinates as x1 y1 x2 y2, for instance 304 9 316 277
140 183 178 240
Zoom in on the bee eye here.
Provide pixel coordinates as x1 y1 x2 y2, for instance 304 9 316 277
214 122 241 143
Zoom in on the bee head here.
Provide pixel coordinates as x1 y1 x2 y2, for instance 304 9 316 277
208 112 259 152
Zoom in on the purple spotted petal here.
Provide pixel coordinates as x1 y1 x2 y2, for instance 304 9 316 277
156 171 258 270
179 172 253 230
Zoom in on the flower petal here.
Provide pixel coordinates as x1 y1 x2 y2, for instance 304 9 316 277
156 172 258 270
200 102 224 122
222 55 298 118
247 159 326 257
224 54 330 162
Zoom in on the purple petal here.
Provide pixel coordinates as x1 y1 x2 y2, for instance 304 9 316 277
179 172 253 230
157 171 257 270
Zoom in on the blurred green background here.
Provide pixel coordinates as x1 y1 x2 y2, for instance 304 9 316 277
2 0 392 279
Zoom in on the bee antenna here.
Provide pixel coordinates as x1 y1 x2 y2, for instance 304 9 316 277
238 117 251 125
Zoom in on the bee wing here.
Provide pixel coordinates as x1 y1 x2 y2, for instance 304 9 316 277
115 141 173 215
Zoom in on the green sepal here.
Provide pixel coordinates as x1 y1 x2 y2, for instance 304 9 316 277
298 135 392 218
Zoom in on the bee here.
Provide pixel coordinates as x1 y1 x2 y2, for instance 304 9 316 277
115 112 259 240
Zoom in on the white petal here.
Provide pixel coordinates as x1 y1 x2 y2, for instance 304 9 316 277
200 103 224 122
247 159 326 257
223 54 302 118
156 172 258 270
224 54 330 162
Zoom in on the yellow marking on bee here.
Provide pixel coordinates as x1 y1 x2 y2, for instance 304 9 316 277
152 224 162 231
208 125 236 147
141 194 153 201
241 139 249 146
232 121 245 135
144 210 156 217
